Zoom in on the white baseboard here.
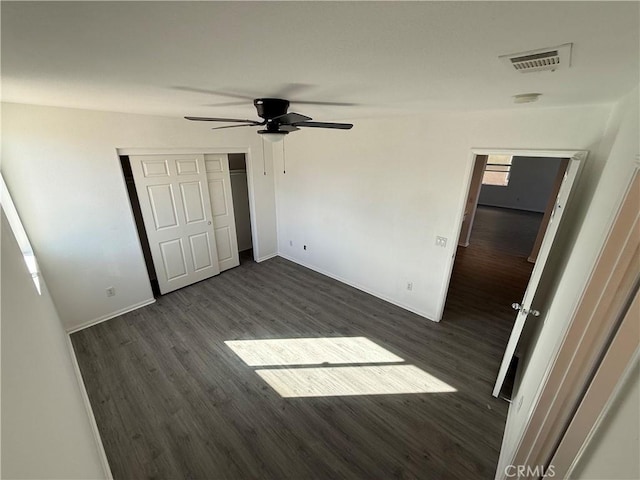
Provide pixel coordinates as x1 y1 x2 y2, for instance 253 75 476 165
256 252 278 263
66 298 156 334
66 336 114 480
277 253 436 322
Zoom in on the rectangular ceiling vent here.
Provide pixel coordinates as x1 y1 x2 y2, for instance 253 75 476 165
500 43 572 73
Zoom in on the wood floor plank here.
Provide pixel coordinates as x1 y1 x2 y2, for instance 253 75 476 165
71 209 536 479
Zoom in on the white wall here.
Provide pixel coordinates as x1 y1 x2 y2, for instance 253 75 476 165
1 210 108 479
497 86 640 474
1 103 278 330
478 156 563 212
275 104 612 320
570 359 640 480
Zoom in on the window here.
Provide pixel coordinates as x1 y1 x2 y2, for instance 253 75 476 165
482 154 513 186
1 174 42 294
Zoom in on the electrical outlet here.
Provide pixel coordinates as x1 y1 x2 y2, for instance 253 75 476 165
303 245 307 250
435 236 448 247
407 282 413 291
106 287 116 297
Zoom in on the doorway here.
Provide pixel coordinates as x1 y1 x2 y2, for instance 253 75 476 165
228 153 254 264
441 149 585 399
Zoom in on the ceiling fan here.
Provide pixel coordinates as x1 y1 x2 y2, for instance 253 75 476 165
185 98 353 142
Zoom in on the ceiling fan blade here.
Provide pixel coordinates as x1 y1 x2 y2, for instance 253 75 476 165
172 86 255 100
273 112 312 124
273 83 314 98
203 101 248 107
290 100 358 107
293 121 353 130
211 124 258 131
185 116 262 124
278 125 300 132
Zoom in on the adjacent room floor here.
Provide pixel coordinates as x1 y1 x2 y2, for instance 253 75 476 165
469 205 544 258
447 205 538 398
72 210 535 479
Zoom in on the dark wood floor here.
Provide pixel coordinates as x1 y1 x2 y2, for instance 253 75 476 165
449 205 537 333
471 205 543 258
450 206 538 397
72 214 534 480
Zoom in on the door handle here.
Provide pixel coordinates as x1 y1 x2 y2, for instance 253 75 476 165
208 221 212 225
512 303 541 317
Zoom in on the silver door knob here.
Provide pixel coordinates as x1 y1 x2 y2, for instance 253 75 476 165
512 303 541 317
208 221 212 225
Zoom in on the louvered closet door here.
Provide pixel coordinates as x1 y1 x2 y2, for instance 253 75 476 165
205 154 240 272
130 154 220 294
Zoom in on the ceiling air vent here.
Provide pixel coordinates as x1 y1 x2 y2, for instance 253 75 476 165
500 43 572 73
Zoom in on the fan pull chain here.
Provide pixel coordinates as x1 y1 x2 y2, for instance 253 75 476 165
261 136 266 175
282 138 286 174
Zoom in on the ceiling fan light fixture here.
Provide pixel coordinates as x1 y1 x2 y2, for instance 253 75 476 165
259 131 287 143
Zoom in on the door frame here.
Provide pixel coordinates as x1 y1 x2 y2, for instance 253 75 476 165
436 148 588 322
117 147 260 265
458 154 488 248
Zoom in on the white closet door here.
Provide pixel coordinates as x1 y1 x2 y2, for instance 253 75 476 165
205 154 240 272
130 154 220 294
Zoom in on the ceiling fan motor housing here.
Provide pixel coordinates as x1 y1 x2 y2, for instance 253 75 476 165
254 98 290 120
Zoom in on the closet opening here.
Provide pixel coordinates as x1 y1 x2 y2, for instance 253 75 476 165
229 153 254 265
120 155 160 296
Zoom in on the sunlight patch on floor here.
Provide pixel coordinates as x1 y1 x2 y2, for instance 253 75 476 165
225 337 404 366
256 365 457 398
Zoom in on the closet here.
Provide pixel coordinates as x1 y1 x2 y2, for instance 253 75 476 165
122 152 253 296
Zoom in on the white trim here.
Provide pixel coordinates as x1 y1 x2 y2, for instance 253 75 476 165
256 252 278 263
470 148 587 159
66 335 114 480
435 148 588 322
278 253 435 321
243 147 262 262
116 147 250 156
66 298 156 334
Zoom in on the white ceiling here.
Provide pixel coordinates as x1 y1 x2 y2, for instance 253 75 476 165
2 1 638 121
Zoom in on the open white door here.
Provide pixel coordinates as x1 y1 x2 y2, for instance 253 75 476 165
493 156 582 397
130 154 220 294
205 154 240 272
